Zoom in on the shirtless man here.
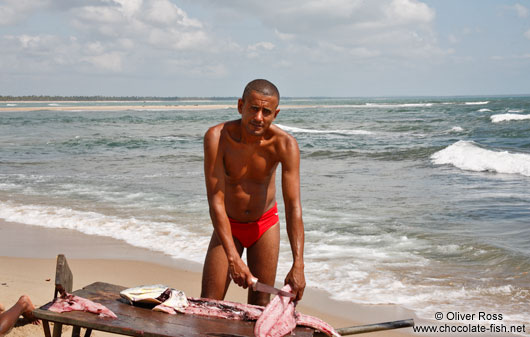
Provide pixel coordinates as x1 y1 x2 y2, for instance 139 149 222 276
201 79 305 306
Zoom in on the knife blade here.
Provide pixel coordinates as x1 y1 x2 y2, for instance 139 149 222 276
251 278 295 298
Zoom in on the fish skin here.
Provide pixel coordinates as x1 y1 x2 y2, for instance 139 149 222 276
119 284 169 304
153 289 189 314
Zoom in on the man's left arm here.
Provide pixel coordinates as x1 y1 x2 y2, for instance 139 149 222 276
280 135 306 301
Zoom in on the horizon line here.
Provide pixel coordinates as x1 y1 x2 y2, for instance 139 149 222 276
1 93 530 101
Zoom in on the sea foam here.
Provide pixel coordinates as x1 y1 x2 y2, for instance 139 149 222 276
276 124 373 135
465 101 489 105
364 103 434 108
490 113 530 123
431 141 530 176
0 201 210 263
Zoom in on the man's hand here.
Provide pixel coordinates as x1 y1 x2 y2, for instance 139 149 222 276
285 264 305 301
228 256 255 289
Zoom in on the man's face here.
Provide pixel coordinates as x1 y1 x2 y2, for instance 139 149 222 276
238 90 280 137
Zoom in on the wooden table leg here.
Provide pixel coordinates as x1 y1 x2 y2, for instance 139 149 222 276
71 326 81 337
84 328 92 337
42 320 52 337
52 322 62 337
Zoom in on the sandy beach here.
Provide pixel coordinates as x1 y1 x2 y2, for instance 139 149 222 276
0 219 416 337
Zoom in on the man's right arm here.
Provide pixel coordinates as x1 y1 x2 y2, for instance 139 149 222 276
203 126 254 288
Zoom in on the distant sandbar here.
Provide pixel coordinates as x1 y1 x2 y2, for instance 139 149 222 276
0 104 316 112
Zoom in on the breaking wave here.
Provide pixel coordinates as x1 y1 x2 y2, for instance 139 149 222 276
364 103 434 108
449 126 464 133
431 141 530 177
490 114 530 123
277 124 373 135
465 101 489 105
0 201 210 263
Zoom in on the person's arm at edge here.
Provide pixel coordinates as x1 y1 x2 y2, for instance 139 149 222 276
203 125 255 289
280 134 306 301
0 295 39 335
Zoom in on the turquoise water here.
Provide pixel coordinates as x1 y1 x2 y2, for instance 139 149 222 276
0 97 529 329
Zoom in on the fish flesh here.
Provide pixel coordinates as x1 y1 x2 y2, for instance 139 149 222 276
296 313 341 337
254 284 341 337
121 284 340 336
254 285 296 337
49 293 117 319
120 285 263 320
186 287 340 337
183 297 264 321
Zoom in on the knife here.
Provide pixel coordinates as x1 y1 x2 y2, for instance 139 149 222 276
251 278 295 298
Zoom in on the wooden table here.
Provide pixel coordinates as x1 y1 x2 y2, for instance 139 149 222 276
33 282 315 337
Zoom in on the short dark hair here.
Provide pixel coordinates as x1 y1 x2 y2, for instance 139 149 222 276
242 79 280 102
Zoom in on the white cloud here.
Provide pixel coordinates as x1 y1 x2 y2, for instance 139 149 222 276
0 0 50 25
204 0 435 34
3 0 490 96
1 34 71 73
249 42 275 51
113 0 142 18
247 41 275 59
85 41 105 54
0 0 444 83
284 0 363 19
83 52 123 72
144 0 202 27
148 29 208 50
512 3 528 18
274 60 292 68
274 29 295 41
349 47 381 58
385 0 435 24
165 58 228 78
203 0 440 62
72 0 209 50
491 53 530 60
0 0 236 85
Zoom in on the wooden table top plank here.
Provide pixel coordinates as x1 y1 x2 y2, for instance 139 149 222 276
33 282 314 337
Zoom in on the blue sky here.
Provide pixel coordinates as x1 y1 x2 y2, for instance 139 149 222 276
1 0 529 97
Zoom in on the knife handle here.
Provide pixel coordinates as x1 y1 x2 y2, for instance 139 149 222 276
251 277 258 291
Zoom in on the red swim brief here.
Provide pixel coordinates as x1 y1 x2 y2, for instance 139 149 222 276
228 203 279 248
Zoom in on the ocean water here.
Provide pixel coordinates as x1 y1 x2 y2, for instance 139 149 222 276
1 97 529 330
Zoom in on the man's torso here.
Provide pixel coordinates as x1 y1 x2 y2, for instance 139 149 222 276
219 120 284 222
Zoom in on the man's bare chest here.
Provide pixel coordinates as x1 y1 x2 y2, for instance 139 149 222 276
222 146 278 181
